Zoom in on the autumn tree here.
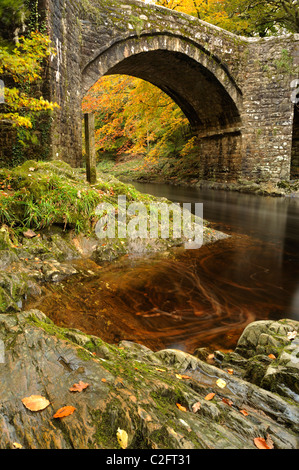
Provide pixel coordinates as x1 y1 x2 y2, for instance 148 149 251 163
0 31 59 130
82 76 190 163
154 0 299 35
223 0 299 36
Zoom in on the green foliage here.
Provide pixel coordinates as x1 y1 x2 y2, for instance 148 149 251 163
0 0 29 45
0 161 104 234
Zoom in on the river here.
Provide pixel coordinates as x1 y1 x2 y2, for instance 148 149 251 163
25 183 299 354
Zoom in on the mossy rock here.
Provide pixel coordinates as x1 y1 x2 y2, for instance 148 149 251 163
0 286 20 313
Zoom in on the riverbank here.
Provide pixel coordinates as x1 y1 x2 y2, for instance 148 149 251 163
97 155 299 197
0 159 227 314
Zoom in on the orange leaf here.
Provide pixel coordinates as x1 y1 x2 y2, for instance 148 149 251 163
227 368 234 375
240 409 249 416
254 437 273 449
268 354 276 359
53 405 76 418
22 395 50 411
222 397 233 407
101 378 107 383
176 403 187 412
69 381 89 392
204 392 215 401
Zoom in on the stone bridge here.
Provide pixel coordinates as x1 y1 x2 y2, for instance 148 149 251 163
45 0 299 181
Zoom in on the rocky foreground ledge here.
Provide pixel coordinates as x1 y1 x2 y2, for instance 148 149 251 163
0 311 298 449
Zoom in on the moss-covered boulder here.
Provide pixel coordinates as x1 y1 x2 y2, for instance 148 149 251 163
220 319 299 401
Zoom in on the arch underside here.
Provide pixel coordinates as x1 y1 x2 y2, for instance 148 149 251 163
106 50 241 135
82 35 243 179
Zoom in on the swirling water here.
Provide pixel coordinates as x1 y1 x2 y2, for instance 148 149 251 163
25 183 299 354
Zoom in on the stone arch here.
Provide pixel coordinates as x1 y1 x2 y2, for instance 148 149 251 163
81 34 243 135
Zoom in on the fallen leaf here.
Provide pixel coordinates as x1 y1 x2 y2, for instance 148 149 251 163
222 397 233 407
101 378 107 383
176 403 187 412
175 374 192 380
192 401 201 413
216 378 226 388
12 442 23 449
69 381 89 392
254 436 274 449
23 229 37 238
227 368 234 375
287 330 297 340
204 392 215 401
240 409 249 416
21 395 50 411
53 405 76 418
268 354 276 359
117 428 128 449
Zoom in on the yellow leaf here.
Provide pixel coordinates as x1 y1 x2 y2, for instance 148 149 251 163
216 378 226 388
117 428 128 449
12 442 23 449
21 395 50 411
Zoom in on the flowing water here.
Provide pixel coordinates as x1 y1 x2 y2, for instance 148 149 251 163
25 183 299 354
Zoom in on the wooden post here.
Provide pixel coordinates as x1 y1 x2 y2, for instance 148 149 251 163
84 113 97 184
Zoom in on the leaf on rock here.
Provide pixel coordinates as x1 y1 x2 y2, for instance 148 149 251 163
216 378 226 388
175 374 192 380
176 403 187 412
204 392 215 401
240 409 249 416
53 405 76 418
12 442 23 449
21 395 50 411
192 401 201 413
222 397 233 407
254 436 274 449
69 380 90 392
287 330 297 340
117 428 128 449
